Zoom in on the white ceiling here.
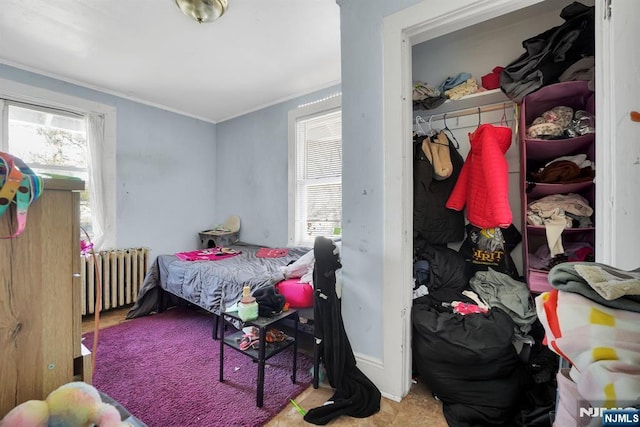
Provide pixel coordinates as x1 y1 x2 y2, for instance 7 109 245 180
0 0 342 123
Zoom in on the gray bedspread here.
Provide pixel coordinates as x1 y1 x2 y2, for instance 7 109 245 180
126 243 310 319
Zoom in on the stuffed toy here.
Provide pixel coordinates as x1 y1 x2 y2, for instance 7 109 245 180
0 382 128 427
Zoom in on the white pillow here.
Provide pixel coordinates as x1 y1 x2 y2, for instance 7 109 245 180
280 249 314 281
281 240 343 292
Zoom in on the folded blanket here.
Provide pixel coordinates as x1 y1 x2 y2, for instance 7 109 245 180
574 264 640 300
549 262 640 313
535 290 640 406
255 247 289 258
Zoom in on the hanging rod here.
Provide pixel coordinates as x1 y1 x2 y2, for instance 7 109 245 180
419 101 514 122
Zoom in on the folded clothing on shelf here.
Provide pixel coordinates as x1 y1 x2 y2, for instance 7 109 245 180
481 66 504 90
526 106 595 139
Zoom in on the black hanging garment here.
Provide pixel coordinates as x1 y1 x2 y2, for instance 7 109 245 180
303 237 381 425
413 132 465 247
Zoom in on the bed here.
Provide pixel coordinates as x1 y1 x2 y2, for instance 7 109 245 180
126 242 312 321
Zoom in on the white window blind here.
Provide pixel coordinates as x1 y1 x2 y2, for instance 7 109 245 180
294 108 342 246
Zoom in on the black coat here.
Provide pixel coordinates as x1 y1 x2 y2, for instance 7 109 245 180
303 237 381 425
413 133 465 246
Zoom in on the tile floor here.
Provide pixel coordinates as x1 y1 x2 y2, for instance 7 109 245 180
84 307 448 426
265 380 448 427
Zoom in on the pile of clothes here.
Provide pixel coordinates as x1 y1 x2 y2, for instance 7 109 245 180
529 154 594 185
526 106 595 140
413 72 480 110
500 2 595 103
526 193 593 259
411 243 556 426
536 262 640 426
528 241 594 272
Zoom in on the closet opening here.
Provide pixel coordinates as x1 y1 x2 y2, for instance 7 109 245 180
381 0 595 401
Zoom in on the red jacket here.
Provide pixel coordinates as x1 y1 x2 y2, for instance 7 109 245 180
446 124 513 228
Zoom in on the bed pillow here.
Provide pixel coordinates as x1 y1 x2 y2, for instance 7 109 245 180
280 249 314 281
275 279 314 308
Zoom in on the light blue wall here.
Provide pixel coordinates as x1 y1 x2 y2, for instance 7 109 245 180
336 0 421 359
215 85 341 248
0 64 217 257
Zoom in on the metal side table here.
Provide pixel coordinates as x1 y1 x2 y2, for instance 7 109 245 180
218 308 299 407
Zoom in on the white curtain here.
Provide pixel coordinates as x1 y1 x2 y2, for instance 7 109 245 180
86 113 114 250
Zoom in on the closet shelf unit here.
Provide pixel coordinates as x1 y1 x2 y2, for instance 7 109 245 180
520 80 596 294
414 88 510 119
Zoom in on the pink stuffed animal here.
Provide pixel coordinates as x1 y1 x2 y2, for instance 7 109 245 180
0 382 127 427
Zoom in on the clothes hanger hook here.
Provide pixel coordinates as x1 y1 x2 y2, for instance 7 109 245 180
442 112 460 149
501 103 508 127
415 115 426 136
477 107 481 127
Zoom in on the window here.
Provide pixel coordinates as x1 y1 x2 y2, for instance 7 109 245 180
0 78 116 249
2 101 92 232
288 94 342 247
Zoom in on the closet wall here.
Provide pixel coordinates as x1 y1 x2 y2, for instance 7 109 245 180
410 0 595 278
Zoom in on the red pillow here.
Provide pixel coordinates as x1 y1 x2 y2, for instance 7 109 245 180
275 279 313 308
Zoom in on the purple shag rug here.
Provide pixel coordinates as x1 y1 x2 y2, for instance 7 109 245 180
83 306 313 427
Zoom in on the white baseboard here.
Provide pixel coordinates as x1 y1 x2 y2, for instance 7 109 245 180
354 352 404 403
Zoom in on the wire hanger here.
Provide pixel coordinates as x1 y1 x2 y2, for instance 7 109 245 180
415 115 427 136
442 113 460 149
500 103 508 127
427 115 436 137
477 107 482 128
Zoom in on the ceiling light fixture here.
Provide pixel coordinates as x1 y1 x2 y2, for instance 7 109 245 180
175 0 228 24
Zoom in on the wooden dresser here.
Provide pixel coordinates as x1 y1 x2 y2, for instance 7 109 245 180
0 178 86 417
